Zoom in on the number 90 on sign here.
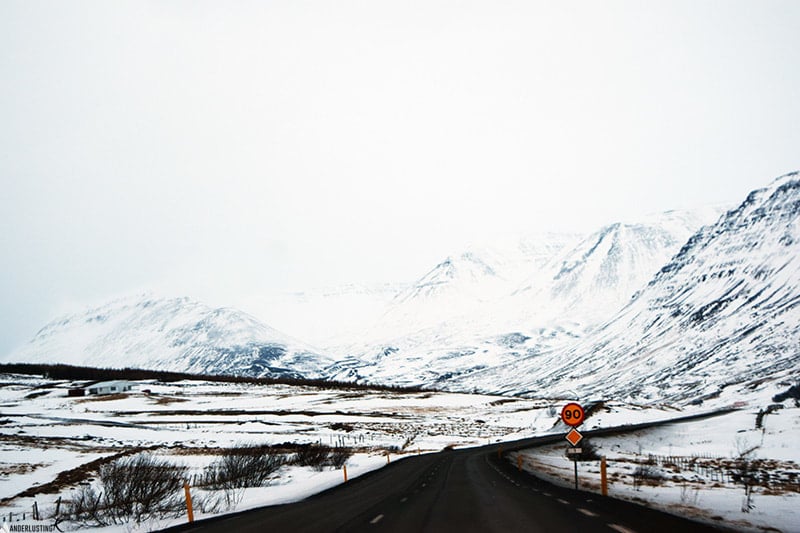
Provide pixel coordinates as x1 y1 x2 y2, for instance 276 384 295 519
560 402 585 427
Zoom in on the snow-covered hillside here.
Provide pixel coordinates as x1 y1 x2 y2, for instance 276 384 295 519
329 209 721 387
456 172 800 403
515 209 724 326
324 233 580 384
7 296 332 378
371 233 579 339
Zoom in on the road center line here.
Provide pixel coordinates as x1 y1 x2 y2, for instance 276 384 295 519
577 508 598 517
608 524 637 533
370 514 384 524
557 498 569 505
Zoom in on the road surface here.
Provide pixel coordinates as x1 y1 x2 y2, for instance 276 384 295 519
168 414 732 532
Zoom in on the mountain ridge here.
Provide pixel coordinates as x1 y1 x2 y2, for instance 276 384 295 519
9 294 332 379
7 173 799 408
450 172 800 403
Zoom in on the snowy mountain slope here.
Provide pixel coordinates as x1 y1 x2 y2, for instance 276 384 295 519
372 233 579 338
453 172 800 403
323 234 581 382
514 208 725 326
391 234 577 304
329 209 722 387
7 295 333 378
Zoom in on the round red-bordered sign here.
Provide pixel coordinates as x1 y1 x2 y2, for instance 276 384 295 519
560 402 585 427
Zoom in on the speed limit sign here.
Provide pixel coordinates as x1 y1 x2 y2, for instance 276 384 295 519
561 402 585 427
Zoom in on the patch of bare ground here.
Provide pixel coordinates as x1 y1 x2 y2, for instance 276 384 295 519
0 433 109 451
166 442 374 456
1 446 160 503
0 463 47 476
150 395 190 405
75 393 130 403
110 408 413 419
489 398 516 407
0 434 144 458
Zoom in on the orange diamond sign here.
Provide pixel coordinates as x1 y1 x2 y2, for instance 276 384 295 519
565 428 583 446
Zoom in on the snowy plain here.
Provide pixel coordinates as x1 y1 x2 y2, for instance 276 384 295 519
2 373 798 532
0 373 552 532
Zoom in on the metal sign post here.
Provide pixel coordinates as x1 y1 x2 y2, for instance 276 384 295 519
574 454 578 490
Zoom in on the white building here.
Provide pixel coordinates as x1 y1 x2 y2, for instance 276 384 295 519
87 380 135 395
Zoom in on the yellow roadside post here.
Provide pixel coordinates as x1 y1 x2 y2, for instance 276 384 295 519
343 465 348 483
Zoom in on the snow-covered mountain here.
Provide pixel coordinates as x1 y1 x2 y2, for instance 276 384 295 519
369 233 579 340
392 234 576 306
10 173 796 407
453 172 800 403
327 209 723 387
7 295 332 379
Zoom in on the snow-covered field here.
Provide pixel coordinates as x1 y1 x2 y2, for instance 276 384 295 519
3 372 798 532
0 373 551 531
512 401 800 533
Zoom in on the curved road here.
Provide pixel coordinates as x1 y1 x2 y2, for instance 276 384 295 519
168 413 732 532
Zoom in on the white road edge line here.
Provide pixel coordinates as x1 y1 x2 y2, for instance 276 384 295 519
577 508 598 517
370 514 385 524
608 524 637 533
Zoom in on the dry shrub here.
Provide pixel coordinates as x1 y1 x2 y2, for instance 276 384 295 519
67 453 187 525
293 444 351 471
201 444 285 489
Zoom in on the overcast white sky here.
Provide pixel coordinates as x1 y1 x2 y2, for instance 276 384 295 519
1 0 798 355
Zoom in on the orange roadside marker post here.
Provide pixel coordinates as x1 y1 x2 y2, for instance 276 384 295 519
601 457 608 496
183 482 194 523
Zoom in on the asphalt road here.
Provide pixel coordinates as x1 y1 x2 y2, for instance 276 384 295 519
168 413 733 533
